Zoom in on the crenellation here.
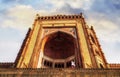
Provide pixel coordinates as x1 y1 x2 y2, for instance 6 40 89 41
109 64 120 68
36 14 83 21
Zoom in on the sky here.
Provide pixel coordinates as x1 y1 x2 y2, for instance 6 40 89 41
0 0 120 63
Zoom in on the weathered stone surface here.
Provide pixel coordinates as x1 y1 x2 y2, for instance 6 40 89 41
0 68 120 77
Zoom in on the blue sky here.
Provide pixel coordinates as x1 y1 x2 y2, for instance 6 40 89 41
0 0 120 63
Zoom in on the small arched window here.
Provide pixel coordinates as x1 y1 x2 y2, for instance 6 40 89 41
55 63 64 68
44 60 52 67
66 61 71 68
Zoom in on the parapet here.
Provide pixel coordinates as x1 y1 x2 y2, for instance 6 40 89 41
109 64 120 68
35 13 84 21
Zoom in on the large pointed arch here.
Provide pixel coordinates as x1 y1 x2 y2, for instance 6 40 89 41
37 31 81 68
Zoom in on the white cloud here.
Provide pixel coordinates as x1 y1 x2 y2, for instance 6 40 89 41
8 5 35 20
85 11 120 63
1 4 61 31
86 12 120 42
1 5 37 30
45 0 94 10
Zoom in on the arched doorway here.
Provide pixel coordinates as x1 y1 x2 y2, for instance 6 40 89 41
39 31 77 68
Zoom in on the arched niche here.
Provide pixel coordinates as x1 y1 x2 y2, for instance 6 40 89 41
38 31 77 68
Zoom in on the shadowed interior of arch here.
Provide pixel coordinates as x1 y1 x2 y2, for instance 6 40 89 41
44 31 75 59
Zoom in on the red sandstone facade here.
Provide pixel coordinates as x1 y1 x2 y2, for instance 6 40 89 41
0 13 119 69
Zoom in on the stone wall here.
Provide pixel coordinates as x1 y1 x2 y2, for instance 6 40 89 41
0 68 120 77
109 64 120 68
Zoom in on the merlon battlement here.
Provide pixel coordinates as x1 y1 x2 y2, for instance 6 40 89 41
35 13 84 20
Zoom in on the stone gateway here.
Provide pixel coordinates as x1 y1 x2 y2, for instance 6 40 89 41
0 13 120 76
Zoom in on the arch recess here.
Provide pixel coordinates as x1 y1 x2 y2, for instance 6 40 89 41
41 31 76 59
